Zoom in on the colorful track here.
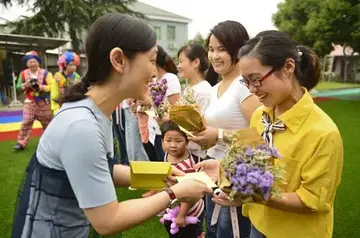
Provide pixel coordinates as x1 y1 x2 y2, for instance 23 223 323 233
0 110 43 141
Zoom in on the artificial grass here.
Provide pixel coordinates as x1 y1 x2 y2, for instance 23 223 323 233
315 81 359 91
0 100 359 238
0 139 167 238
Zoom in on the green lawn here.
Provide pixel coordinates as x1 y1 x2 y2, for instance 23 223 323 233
315 81 359 91
1 99 359 237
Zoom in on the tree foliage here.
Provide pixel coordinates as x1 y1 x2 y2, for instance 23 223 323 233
273 0 360 56
0 0 144 52
186 32 206 48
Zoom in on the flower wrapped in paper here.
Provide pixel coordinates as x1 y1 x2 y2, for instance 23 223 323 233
217 127 285 203
148 78 169 118
169 88 205 133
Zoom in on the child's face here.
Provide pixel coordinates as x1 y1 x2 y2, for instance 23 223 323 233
162 130 188 157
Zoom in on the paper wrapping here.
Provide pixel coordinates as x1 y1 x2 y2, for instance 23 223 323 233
217 127 273 202
169 104 205 133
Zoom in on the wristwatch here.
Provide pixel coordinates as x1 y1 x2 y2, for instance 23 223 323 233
218 129 224 142
163 187 180 209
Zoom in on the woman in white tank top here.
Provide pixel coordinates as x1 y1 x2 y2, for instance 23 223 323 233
191 21 261 238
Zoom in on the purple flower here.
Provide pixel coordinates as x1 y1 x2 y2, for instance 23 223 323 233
262 191 271 200
244 185 254 195
270 147 281 158
235 163 247 175
256 144 267 150
247 171 261 185
239 175 247 185
245 148 253 157
148 79 167 109
222 142 283 201
259 172 273 188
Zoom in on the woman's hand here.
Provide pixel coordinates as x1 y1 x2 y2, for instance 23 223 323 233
188 126 218 150
164 166 185 187
171 179 212 203
211 192 244 207
194 159 220 182
155 113 170 125
142 166 185 198
137 96 153 107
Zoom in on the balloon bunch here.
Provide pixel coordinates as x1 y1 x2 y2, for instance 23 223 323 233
160 206 199 235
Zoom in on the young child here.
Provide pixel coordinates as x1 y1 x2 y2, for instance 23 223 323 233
160 121 205 238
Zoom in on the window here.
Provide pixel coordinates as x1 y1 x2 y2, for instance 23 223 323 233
167 26 176 41
154 26 161 40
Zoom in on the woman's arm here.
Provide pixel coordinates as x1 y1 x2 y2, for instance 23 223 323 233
240 94 262 123
84 179 211 235
211 191 312 214
84 191 171 235
263 193 312 213
167 93 180 105
112 164 131 187
59 119 212 235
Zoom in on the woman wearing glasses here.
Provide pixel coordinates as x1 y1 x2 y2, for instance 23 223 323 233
193 30 343 238
191 21 261 238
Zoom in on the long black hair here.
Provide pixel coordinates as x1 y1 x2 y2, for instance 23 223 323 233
156 45 178 75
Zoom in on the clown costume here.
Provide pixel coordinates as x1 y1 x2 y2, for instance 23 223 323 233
50 51 81 115
13 51 54 151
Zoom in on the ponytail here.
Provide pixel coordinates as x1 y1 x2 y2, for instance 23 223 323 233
296 45 321 91
204 65 219 87
56 74 89 104
163 55 178 75
156 45 178 75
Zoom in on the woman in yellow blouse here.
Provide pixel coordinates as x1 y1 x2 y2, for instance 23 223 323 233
192 30 343 238
51 51 81 114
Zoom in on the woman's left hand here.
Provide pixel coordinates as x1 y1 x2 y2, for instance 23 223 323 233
188 126 218 150
211 192 244 207
142 166 185 198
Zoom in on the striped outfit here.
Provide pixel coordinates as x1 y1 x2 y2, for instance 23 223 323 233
164 151 204 218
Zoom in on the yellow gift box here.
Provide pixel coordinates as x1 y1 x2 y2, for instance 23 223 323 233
130 161 172 190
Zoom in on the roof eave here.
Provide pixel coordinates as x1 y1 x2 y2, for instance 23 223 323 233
146 15 192 24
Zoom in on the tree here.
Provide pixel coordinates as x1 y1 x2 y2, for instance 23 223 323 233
273 0 360 56
186 32 206 48
0 0 144 53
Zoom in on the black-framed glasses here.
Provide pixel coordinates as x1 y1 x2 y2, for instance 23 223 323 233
241 69 275 87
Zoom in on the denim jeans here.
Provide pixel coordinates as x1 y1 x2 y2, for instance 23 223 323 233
112 109 128 165
249 225 266 238
205 195 251 238
124 108 149 161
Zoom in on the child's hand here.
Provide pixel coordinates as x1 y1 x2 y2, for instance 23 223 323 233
156 113 170 125
175 214 186 227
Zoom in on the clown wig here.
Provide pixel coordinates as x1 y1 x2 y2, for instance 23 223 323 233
22 50 42 64
57 51 80 71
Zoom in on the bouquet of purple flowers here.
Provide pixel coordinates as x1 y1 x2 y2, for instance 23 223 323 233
148 78 168 118
218 128 285 202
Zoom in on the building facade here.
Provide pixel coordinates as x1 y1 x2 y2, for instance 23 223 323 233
130 1 191 57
